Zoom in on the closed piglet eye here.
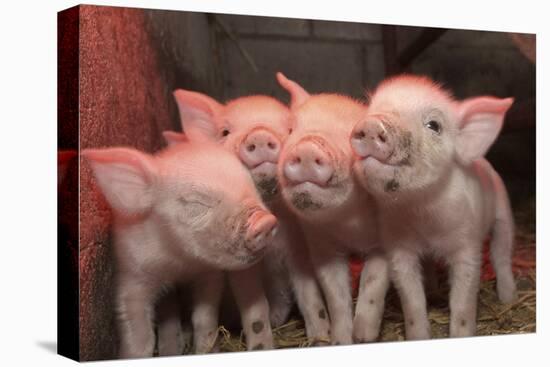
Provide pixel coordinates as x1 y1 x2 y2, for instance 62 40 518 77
178 198 210 219
425 120 442 134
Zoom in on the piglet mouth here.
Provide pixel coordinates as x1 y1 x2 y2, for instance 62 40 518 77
243 208 278 254
287 178 330 190
353 148 388 163
252 160 277 169
250 161 278 177
358 154 409 170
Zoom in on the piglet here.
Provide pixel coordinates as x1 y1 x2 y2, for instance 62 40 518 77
350 75 517 339
276 73 389 345
82 137 277 358
172 89 331 348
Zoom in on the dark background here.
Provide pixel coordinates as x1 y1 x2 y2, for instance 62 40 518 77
58 5 535 361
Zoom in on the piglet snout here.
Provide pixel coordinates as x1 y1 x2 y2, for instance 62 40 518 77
245 210 278 251
283 140 334 187
351 119 394 162
239 129 281 169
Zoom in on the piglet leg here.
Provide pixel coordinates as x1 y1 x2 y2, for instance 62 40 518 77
448 245 481 338
309 242 353 345
115 276 156 358
263 254 293 327
229 263 274 350
490 172 517 303
389 247 431 340
156 291 184 356
191 271 223 354
287 242 330 344
353 250 390 343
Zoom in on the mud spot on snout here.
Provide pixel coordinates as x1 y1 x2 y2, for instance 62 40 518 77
384 179 399 192
394 130 413 166
399 131 412 151
292 192 322 211
256 177 278 202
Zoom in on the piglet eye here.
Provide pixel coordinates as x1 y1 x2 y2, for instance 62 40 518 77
288 128 293 134
221 129 230 137
178 198 211 219
425 120 442 134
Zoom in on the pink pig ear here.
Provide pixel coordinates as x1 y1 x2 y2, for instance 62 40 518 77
276 72 310 109
162 130 188 146
173 89 223 142
455 96 514 165
82 148 157 216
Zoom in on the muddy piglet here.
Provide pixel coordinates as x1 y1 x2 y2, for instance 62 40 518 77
276 73 389 345
350 75 517 339
172 89 330 348
82 137 277 358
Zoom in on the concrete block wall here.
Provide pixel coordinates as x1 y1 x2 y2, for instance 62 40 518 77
213 13 534 102
214 14 386 101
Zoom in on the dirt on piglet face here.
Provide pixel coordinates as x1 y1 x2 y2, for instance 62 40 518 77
254 175 279 203
353 82 458 201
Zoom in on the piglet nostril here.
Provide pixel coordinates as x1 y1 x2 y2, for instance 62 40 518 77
378 132 387 143
314 158 323 166
267 141 277 150
247 144 256 152
291 156 301 165
353 129 366 140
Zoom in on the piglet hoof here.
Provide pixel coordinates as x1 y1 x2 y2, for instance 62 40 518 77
497 280 518 304
305 321 330 346
269 303 293 328
194 330 220 354
157 331 184 356
310 338 331 347
249 338 273 351
330 333 353 346
404 320 431 340
352 313 382 343
449 318 476 338
246 325 274 352
352 325 379 344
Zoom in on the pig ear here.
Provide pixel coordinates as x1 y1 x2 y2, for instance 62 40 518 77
276 72 310 110
82 148 157 216
173 89 222 142
162 130 188 146
455 96 514 165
